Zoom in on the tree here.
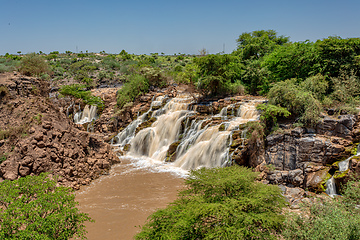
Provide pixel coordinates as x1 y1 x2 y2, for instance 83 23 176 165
262 41 320 82
0 173 92 239
316 36 360 78
19 53 51 77
136 166 286 240
235 30 289 60
194 54 243 95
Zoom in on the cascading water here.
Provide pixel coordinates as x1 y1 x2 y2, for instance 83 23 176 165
113 94 262 175
325 177 337 197
74 105 98 124
325 144 360 196
339 144 360 172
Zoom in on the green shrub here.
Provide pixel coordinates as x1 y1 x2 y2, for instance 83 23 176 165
256 103 291 130
330 70 360 105
195 54 242 95
0 58 20 73
136 166 286 240
175 63 199 84
101 56 121 70
19 53 51 77
283 179 360 240
300 74 328 100
140 67 167 87
0 173 92 239
267 79 321 126
116 74 149 108
59 84 103 108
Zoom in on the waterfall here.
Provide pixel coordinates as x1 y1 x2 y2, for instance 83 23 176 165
113 94 262 174
338 144 360 172
66 101 74 117
325 146 360 196
325 177 337 197
74 105 98 124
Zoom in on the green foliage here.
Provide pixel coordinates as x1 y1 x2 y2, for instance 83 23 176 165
0 58 20 73
263 41 319 82
300 74 329 100
235 30 289 60
175 63 200 84
101 56 121 70
59 84 103 108
195 54 242 95
256 103 291 130
116 74 149 109
330 70 360 106
140 67 167 87
136 166 286 240
240 59 269 95
316 36 360 78
267 79 322 126
19 53 51 77
283 179 360 240
0 173 92 239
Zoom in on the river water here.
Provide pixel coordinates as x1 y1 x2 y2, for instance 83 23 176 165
75 95 262 239
75 157 184 240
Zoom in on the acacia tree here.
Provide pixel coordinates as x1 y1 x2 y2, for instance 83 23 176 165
0 173 92 240
136 166 286 240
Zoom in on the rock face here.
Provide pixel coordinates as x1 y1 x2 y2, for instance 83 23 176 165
262 115 358 191
0 72 119 189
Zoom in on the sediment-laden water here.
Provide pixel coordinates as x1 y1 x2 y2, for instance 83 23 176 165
76 94 263 239
75 158 184 240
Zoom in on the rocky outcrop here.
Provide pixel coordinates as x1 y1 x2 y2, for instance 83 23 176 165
0 72 119 189
262 115 358 191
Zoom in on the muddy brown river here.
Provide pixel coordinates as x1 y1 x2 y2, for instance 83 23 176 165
75 158 184 240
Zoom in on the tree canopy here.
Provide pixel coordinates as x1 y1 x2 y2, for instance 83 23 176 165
135 166 287 240
0 173 92 240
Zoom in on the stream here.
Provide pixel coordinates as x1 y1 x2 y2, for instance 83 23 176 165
75 158 184 240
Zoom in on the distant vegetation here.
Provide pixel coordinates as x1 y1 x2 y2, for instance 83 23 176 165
1 29 359 128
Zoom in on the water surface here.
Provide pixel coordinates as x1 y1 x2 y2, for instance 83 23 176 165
76 158 184 240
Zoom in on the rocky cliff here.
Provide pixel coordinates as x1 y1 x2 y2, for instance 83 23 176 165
0 72 119 189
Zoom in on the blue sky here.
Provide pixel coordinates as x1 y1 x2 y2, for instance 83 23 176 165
1 0 359 55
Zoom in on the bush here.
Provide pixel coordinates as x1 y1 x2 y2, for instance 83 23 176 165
0 173 92 239
300 74 328 100
256 103 291 131
59 84 103 108
140 67 167 87
330 70 360 105
116 74 149 108
19 53 51 77
0 58 20 73
267 79 322 126
283 179 360 240
136 166 286 240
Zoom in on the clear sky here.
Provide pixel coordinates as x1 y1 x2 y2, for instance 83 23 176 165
1 0 359 55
